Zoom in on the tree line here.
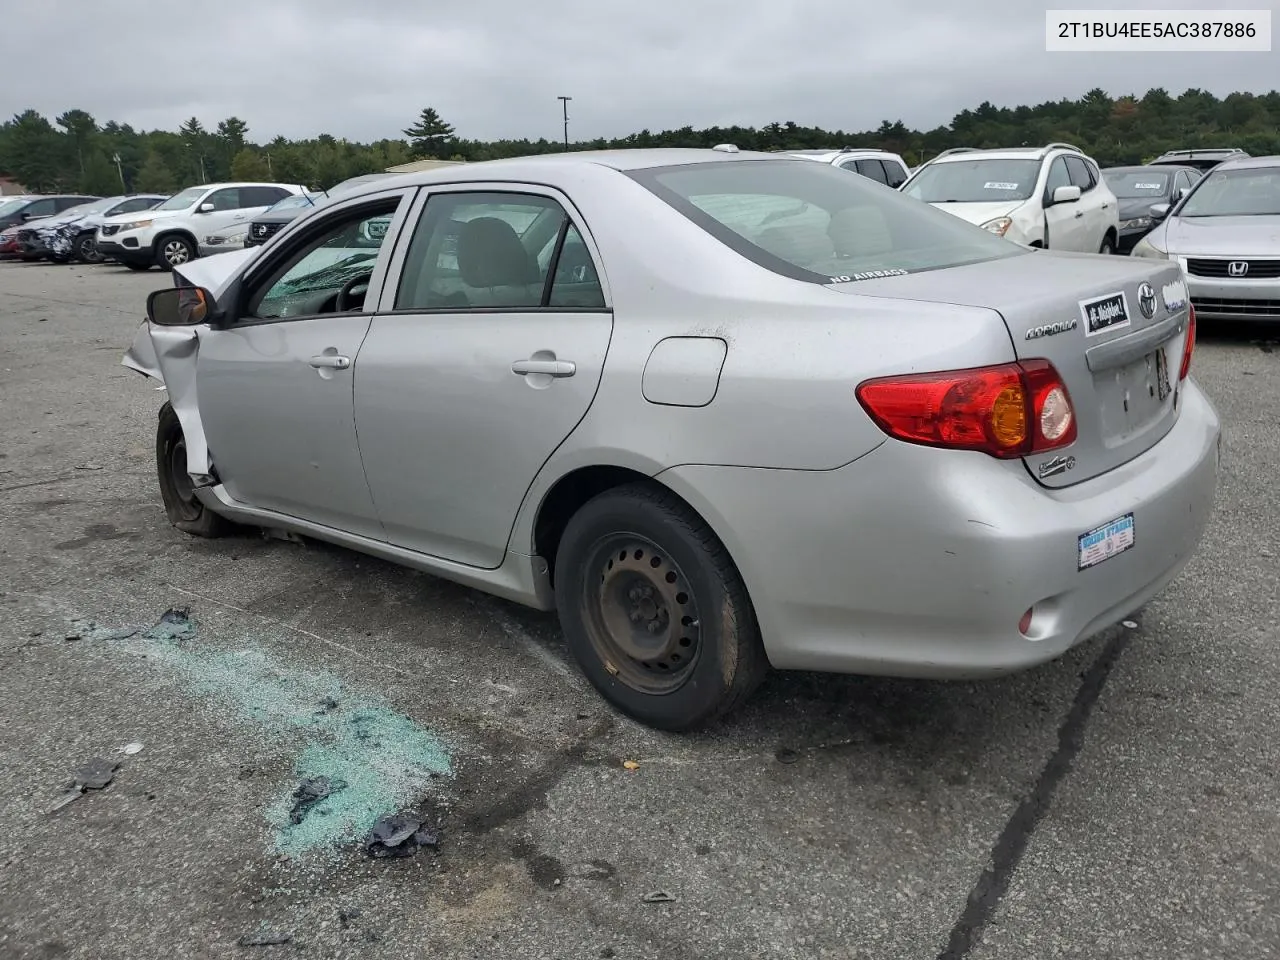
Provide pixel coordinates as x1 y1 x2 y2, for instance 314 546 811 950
3 86 1279 196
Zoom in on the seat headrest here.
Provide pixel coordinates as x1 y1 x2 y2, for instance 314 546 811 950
457 217 540 287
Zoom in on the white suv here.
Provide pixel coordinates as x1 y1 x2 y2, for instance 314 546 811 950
900 144 1121 254
779 148 910 188
95 181 309 271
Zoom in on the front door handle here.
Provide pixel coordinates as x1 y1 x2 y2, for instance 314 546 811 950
512 359 576 378
309 355 351 369
1074 210 1084 218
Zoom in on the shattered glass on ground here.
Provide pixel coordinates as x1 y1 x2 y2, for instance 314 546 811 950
68 608 454 859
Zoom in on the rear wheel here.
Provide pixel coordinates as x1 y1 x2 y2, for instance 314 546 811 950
554 483 768 731
156 402 231 538
155 235 194 271
1099 235 1115 255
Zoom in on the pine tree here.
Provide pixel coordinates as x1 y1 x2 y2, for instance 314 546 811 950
230 148 270 181
402 108 456 158
80 150 122 195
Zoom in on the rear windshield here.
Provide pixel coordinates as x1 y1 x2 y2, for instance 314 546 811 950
1103 170 1170 198
628 158 1023 284
902 158 1044 203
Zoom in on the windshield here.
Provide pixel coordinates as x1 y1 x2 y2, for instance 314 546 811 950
1103 170 1170 198
630 159 1023 284
902 159 1043 203
266 194 316 213
154 186 207 211
1179 168 1280 217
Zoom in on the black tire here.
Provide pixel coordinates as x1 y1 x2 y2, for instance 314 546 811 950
154 234 195 271
1099 235 1115 255
156 402 231 538
124 261 151 272
554 482 768 731
75 232 103 264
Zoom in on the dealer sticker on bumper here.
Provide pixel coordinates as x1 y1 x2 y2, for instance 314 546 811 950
1078 513 1135 570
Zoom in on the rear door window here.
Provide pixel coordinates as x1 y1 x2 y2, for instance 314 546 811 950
854 159 890 185
242 186 291 208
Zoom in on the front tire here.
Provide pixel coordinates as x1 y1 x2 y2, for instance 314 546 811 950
554 483 768 731
155 235 195 271
156 402 231 538
75 233 103 263
1099 235 1115 255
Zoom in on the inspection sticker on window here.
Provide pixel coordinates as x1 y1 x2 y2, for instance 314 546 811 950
1078 513 1135 570
983 182 1020 190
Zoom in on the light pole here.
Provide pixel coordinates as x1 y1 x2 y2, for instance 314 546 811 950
557 96 572 152
112 153 125 190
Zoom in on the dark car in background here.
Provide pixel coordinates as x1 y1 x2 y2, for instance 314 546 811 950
0 194 100 232
1102 165 1203 253
243 192 322 246
1148 148 1249 172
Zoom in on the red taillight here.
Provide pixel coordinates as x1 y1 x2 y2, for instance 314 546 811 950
1179 304 1196 381
856 359 1077 459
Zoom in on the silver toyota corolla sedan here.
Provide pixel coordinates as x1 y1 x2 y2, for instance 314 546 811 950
1131 154 1280 322
123 148 1221 731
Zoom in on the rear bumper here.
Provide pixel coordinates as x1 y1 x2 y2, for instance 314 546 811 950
658 381 1221 678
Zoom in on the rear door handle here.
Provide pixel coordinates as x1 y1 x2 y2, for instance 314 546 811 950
309 355 351 369
512 359 576 378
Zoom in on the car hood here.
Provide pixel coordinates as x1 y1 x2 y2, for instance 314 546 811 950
100 207 185 226
1118 198 1167 220
1162 215 1280 256
253 208 309 224
175 244 260 293
926 200 1025 225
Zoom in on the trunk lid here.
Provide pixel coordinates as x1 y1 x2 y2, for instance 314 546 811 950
832 249 1192 487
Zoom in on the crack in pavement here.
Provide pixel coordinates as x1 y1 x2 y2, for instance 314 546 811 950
937 627 1133 959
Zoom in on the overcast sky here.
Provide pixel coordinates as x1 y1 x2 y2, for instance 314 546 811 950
5 1 1278 143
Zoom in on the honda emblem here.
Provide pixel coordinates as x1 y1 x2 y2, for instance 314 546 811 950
1227 261 1249 277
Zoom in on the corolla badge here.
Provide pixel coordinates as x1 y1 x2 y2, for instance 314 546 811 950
1137 282 1157 319
1025 317 1079 340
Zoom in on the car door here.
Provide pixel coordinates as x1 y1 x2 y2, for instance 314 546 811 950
188 189 414 538
1042 157 1088 250
354 186 614 568
1065 156 1108 251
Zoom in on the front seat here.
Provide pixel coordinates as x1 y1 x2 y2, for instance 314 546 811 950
456 216 543 307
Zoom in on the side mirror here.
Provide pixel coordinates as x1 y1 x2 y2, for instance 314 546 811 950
1149 203 1171 220
1051 185 1082 205
147 286 217 326
198 202 215 214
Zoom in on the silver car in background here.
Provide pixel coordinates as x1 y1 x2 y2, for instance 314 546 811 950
1131 154 1280 322
124 149 1220 731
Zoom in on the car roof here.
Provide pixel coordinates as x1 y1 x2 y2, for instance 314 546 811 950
181 181 307 190
1212 154 1280 171
1102 164 1195 173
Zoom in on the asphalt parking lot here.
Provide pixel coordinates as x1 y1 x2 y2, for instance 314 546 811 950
0 258 1277 960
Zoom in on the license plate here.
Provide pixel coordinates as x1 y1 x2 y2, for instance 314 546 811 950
1078 513 1135 571
1154 346 1171 402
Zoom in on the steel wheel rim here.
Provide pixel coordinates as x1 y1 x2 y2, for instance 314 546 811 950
168 438 201 521
580 534 702 695
164 240 190 265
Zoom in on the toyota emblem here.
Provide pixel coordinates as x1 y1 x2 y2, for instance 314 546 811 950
1228 261 1249 277
1137 282 1156 319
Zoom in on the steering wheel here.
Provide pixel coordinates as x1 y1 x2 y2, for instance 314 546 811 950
335 274 371 313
